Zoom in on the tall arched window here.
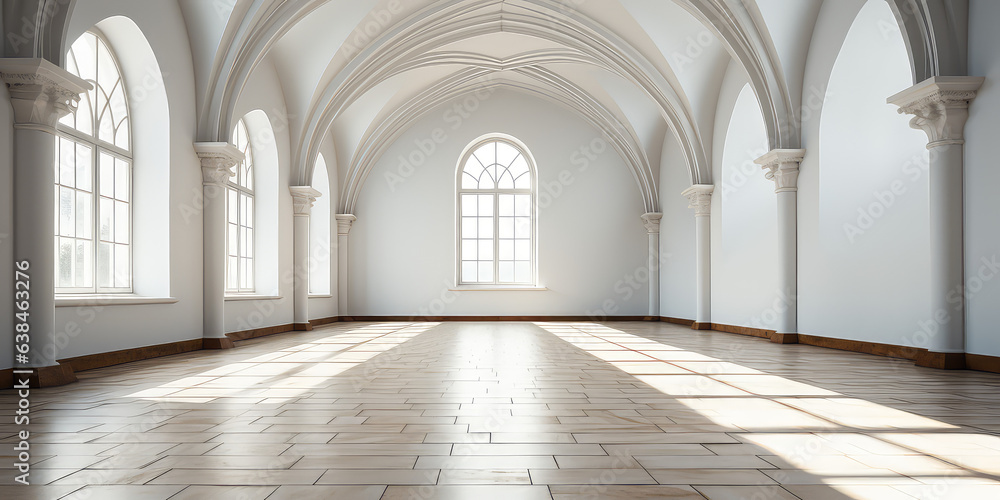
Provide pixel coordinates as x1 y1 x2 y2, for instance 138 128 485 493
56 30 132 293
227 119 255 293
457 137 536 285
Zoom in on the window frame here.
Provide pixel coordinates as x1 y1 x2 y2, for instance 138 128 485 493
55 28 134 295
455 136 538 287
225 118 256 294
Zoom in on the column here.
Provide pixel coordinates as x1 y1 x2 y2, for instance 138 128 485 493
290 186 321 331
682 185 714 330
755 149 806 343
889 76 983 369
335 214 356 320
194 143 243 350
0 58 89 387
641 213 663 319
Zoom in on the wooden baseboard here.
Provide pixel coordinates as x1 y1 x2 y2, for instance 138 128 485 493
796 334 921 360
710 322 774 339
203 337 235 349
690 321 711 330
293 322 313 331
340 315 653 322
661 317 695 327
966 353 1000 374
226 324 295 341
310 316 340 327
59 339 204 373
771 332 800 344
29 363 78 388
915 351 967 370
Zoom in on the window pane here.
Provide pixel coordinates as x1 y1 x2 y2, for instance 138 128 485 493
243 227 253 258
515 195 531 216
478 195 493 216
245 196 254 228
76 143 92 192
498 217 514 239
76 191 92 237
478 240 493 261
228 189 238 223
98 242 112 288
462 217 477 239
59 138 75 188
515 240 530 261
496 142 519 168
462 261 477 283
115 158 129 201
515 217 531 239
462 240 477 260
99 197 113 241
228 223 238 257
515 262 531 283
498 195 514 216
477 261 493 283
100 153 115 197
58 238 73 287
498 261 514 283
241 258 253 290
59 187 75 237
477 217 493 238
114 243 129 288
462 173 479 190
499 240 514 261
227 256 238 290
77 240 93 288
461 194 477 216
115 201 129 244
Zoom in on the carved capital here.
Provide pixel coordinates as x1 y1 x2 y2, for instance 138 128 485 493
194 142 243 186
755 149 806 193
290 186 322 216
640 213 662 234
0 58 91 128
888 76 984 148
681 184 715 217
336 214 357 235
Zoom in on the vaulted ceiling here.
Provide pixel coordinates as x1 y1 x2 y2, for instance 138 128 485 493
162 0 961 212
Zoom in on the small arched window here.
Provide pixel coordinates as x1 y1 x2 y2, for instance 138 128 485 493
56 30 132 293
457 137 536 285
226 119 255 293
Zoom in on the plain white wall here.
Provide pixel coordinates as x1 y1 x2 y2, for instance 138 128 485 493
798 0 931 348
658 132 696 320
965 0 1000 358
52 0 203 360
711 72 780 330
349 88 649 317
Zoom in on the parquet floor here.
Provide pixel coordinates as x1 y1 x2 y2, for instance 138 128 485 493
2 321 1000 499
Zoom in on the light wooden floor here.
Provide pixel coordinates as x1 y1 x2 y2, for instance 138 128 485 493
3 321 1000 499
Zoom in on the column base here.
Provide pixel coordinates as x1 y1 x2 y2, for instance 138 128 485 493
293 322 313 331
690 322 712 330
770 333 800 344
203 337 235 350
27 363 78 388
915 351 967 370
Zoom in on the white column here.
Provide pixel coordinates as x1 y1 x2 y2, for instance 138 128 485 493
194 143 243 350
755 149 806 339
290 186 321 331
641 213 663 319
682 185 714 329
0 58 89 387
889 76 983 368
335 214 356 319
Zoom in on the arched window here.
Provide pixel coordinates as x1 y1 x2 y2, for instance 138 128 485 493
56 30 132 293
227 119 255 293
457 137 536 285
310 154 332 295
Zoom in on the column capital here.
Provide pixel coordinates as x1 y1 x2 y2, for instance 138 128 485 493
0 58 91 128
888 76 984 148
755 149 806 193
336 214 357 235
194 142 243 186
290 186 322 216
681 184 714 217
640 213 662 234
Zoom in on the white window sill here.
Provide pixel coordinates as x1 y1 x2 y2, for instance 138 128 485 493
449 286 548 292
225 294 283 301
55 295 179 307
308 294 333 299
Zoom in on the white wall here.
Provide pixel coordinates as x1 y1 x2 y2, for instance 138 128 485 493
349 89 649 317
52 0 203 360
965 0 1000 358
798 0 931 348
658 133 696 320
710 68 780 330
